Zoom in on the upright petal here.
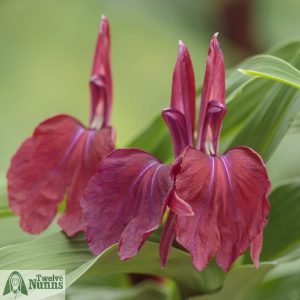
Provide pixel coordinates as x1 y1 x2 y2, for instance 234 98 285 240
7 115 114 235
197 34 225 151
175 147 270 271
90 16 112 128
170 41 196 146
82 149 173 259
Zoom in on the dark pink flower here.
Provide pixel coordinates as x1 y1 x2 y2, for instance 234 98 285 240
160 34 271 272
82 33 270 271
7 16 115 236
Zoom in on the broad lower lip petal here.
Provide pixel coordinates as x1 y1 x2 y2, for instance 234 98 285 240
81 148 173 259
173 146 270 272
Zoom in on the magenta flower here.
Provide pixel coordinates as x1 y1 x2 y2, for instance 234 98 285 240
7 16 115 236
161 34 271 272
82 34 270 272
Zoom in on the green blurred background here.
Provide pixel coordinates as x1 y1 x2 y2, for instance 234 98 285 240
1 0 300 184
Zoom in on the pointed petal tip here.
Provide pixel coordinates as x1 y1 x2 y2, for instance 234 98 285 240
160 259 167 269
192 259 208 272
119 253 130 261
100 15 108 24
221 264 231 272
178 40 188 55
88 244 100 257
169 191 194 216
210 32 221 48
207 33 221 55
99 15 109 32
178 39 185 48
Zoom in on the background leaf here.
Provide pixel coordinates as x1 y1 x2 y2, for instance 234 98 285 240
239 55 300 89
0 217 60 248
247 248 300 300
67 280 180 300
0 231 224 298
254 180 300 261
223 41 300 160
186 265 273 300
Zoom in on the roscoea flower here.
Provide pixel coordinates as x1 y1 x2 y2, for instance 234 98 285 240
161 34 271 272
7 16 115 236
82 34 270 272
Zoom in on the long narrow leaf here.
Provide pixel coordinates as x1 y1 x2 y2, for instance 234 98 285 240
239 55 300 90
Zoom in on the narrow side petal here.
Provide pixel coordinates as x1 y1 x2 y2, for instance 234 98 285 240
90 16 112 128
7 115 114 235
170 41 196 146
81 149 173 259
168 191 194 217
250 231 264 269
197 34 225 150
162 109 190 157
175 147 270 271
160 211 176 268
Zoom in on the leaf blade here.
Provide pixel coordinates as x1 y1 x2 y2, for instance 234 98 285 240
238 55 300 90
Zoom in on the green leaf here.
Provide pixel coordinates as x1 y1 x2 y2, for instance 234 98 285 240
260 181 300 260
267 39 300 62
67 280 180 300
186 264 273 300
223 42 300 160
0 217 60 248
226 80 300 160
247 250 300 300
241 180 300 266
239 55 300 90
0 174 8 210
0 231 224 297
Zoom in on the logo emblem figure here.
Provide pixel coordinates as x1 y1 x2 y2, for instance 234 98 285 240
3 271 28 298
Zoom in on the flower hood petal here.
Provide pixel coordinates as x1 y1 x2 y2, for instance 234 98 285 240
197 34 225 152
169 41 196 147
90 16 112 128
162 109 190 157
